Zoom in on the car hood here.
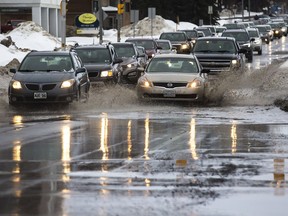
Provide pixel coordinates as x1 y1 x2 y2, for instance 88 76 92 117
145 73 199 82
14 72 74 83
84 64 112 71
193 53 239 60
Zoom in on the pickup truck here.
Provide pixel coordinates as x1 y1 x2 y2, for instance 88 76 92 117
1 20 25 33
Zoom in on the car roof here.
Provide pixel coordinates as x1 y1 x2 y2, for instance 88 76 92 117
73 44 110 49
126 38 156 41
28 50 71 56
152 53 197 59
223 29 247 32
196 36 236 41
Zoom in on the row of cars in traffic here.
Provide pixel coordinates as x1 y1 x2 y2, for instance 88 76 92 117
8 16 287 106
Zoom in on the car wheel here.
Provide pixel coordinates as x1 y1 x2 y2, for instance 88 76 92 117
247 54 253 62
258 49 262 55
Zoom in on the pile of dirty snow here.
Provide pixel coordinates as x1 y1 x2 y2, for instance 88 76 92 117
121 15 197 38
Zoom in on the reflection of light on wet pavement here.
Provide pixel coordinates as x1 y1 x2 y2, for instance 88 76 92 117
12 140 21 197
12 115 23 131
62 124 71 183
127 120 132 160
231 121 237 154
145 178 151 187
273 158 285 196
189 118 198 160
144 114 150 160
100 113 109 161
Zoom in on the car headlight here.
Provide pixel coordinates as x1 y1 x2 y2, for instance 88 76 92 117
281 27 286 32
127 62 137 68
61 79 75 88
275 30 279 34
138 77 152 88
11 80 22 89
187 79 201 88
231 59 238 65
101 70 113 77
181 44 189 49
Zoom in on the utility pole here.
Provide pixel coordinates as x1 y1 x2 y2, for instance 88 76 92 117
61 0 67 50
99 0 103 44
241 0 244 21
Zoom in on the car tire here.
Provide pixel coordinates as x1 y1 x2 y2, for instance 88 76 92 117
258 50 262 55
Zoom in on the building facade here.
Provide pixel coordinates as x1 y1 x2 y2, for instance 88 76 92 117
0 0 61 36
0 0 131 36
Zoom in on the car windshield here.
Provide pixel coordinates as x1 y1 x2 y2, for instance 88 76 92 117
160 33 186 41
193 40 236 53
248 30 259 37
156 41 171 50
113 44 136 58
19 55 73 72
255 26 267 32
127 40 155 49
222 32 250 41
183 31 198 38
146 58 199 73
75 48 111 64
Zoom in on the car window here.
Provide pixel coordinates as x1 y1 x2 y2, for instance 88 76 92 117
75 48 112 64
248 30 259 37
127 40 155 49
113 45 136 58
193 40 236 53
19 55 73 72
147 58 198 73
222 32 249 41
156 41 171 50
160 33 186 41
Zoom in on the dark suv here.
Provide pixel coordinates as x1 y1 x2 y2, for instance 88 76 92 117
125 38 159 59
221 29 254 62
192 37 246 73
73 43 123 85
159 31 192 54
112 42 146 84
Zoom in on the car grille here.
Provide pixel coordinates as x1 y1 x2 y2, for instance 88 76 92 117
25 84 57 91
145 93 197 99
198 59 231 71
153 82 187 88
89 71 100 78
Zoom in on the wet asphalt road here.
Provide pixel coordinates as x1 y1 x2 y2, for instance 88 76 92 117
0 38 288 216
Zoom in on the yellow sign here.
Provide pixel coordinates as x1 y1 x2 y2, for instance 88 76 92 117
118 3 124 14
78 13 97 24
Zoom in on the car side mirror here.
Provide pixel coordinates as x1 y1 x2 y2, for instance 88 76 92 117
76 67 86 74
250 38 255 42
10 68 17 73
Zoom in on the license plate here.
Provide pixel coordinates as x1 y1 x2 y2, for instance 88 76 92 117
34 92 47 99
163 90 176 97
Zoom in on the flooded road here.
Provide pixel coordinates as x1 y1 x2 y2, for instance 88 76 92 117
0 101 287 216
1 38 288 215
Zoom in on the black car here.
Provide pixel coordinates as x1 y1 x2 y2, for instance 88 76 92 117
125 38 159 59
8 50 90 106
73 43 123 85
159 31 192 54
221 29 254 62
111 42 146 84
192 37 246 73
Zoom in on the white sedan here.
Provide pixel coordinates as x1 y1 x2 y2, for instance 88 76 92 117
136 54 209 102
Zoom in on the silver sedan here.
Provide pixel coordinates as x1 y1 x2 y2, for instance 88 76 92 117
136 54 209 102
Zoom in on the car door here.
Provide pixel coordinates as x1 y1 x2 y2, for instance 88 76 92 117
72 53 90 94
